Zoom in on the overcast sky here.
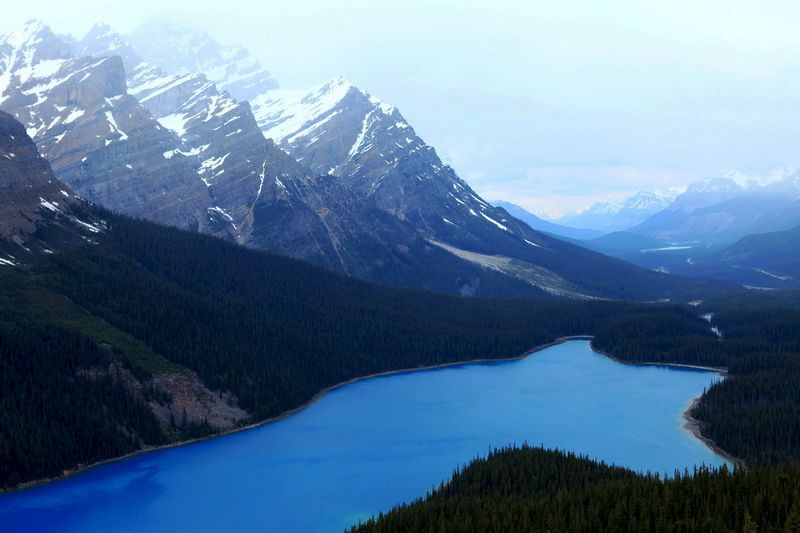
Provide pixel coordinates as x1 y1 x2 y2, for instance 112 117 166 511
3 0 800 217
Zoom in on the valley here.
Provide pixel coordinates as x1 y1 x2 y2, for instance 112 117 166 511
0 11 798 533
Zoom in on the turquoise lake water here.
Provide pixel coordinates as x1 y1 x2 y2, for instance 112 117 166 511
0 340 727 532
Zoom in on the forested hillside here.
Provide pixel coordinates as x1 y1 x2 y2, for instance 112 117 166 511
1 209 726 489
4 206 799 498
352 446 800 533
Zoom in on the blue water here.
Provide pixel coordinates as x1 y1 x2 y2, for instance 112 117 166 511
0 340 726 532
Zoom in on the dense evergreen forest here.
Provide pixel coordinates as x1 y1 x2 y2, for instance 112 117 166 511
2 210 800 511
1 212 718 488
351 445 800 533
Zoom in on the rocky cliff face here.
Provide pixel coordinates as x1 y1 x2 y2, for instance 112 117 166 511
0 21 223 234
125 63 267 234
0 20 714 300
0 110 104 261
5 20 536 294
72 24 533 289
252 78 573 259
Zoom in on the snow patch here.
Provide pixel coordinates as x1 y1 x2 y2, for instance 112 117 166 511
480 211 509 231
104 110 128 141
159 113 189 137
39 197 59 212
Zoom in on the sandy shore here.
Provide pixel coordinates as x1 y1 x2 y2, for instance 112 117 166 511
3 334 741 493
682 398 746 470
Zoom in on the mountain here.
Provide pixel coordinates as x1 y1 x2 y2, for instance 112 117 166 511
555 189 681 233
673 225 800 289
493 201 605 240
571 175 800 285
128 19 279 101
630 175 800 246
1 20 735 301
67 23 549 297
243 72 714 300
109 22 747 300
0 21 223 234
0 109 107 265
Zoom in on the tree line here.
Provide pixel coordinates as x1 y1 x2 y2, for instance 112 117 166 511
2 210 799 495
351 445 800 533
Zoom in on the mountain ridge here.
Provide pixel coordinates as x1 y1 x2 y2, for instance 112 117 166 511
0 19 737 302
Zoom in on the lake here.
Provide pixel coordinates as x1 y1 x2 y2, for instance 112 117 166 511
0 340 727 532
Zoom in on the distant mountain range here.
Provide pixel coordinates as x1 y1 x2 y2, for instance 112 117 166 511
629 175 800 246
492 201 604 240
678 225 800 289
555 189 681 233
0 19 722 301
567 174 800 288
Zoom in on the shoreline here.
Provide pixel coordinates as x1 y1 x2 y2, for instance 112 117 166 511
2 335 590 495
2 334 741 494
682 398 746 470
591 347 740 469
594 347 728 375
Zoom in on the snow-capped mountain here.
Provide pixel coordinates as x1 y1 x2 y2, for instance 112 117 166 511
253 77 558 252
558 189 681 232
72 24 484 282
0 19 721 301
0 20 221 233
1 21 542 294
253 77 508 228
246 74 717 299
630 172 800 245
128 20 279 102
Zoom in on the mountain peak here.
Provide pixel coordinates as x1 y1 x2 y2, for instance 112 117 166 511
8 19 50 45
328 74 354 88
0 21 73 101
128 20 278 100
75 22 139 66
1 20 71 69
81 22 123 46
316 75 358 101
685 176 744 195
316 77 396 115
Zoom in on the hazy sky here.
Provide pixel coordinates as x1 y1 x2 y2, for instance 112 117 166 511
3 0 800 217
